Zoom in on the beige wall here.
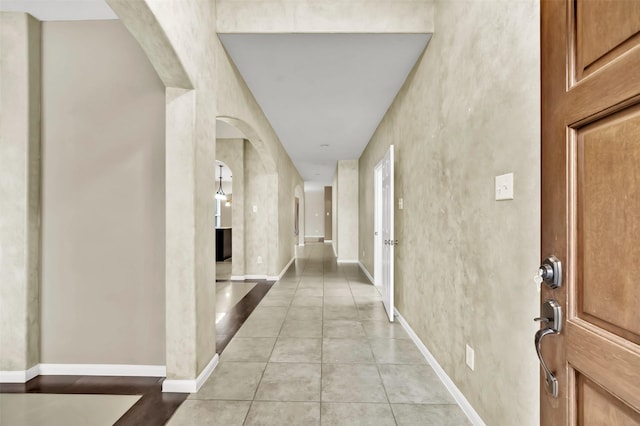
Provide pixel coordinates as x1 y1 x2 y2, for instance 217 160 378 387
305 190 325 238
107 0 219 380
42 21 165 365
40 20 166 366
332 172 338 256
244 141 271 276
216 0 434 33
336 160 359 262
358 0 541 424
0 12 41 372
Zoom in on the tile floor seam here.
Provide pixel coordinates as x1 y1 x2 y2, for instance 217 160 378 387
374 349 399 425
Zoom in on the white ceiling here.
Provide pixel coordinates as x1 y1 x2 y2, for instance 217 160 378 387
219 33 431 186
0 0 116 20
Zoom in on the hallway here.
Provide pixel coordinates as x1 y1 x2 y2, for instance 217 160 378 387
169 243 470 425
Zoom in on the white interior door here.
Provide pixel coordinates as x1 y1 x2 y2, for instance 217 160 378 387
377 145 394 322
374 164 383 288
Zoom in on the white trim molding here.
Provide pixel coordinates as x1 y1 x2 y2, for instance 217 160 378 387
358 261 375 284
230 275 246 281
267 256 295 281
394 308 486 426
337 259 358 264
0 364 39 383
244 274 268 280
39 364 166 377
1 363 165 383
162 354 219 393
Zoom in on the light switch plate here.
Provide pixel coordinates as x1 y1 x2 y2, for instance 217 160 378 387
466 344 475 370
398 198 404 210
495 173 514 200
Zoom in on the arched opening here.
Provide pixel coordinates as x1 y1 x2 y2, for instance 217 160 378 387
214 160 233 280
215 117 277 279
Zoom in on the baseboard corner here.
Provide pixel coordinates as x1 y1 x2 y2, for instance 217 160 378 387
357 261 375 285
162 353 218 393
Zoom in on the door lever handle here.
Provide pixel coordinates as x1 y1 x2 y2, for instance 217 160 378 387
534 299 562 398
535 327 559 398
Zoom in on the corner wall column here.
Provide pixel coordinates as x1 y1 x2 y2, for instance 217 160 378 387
0 12 42 377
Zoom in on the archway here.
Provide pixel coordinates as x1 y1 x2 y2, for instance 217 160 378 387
214 160 233 280
215 118 277 279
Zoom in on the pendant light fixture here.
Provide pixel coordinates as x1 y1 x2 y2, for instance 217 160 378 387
215 164 227 201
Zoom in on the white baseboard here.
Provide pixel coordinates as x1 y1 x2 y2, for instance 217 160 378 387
324 240 333 243
394 308 485 426
268 256 294 281
245 274 268 280
337 259 358 264
332 244 337 258
358 261 375 285
0 364 39 383
39 363 166 377
238 257 296 282
162 353 219 393
1 363 165 383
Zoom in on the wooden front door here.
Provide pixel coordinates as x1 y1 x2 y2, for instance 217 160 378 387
541 0 640 424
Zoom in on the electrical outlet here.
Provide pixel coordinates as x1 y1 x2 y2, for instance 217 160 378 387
253 205 258 213
466 344 475 371
398 198 404 210
257 256 262 264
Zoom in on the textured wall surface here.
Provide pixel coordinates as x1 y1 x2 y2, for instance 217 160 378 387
107 0 218 379
0 12 41 372
305 190 325 237
337 160 359 261
216 0 434 33
244 142 271 276
217 139 245 276
358 1 541 424
40 20 166 366
332 171 338 256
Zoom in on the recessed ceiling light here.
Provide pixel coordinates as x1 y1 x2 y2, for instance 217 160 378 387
320 144 329 147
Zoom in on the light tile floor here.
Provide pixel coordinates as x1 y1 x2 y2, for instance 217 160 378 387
168 243 470 425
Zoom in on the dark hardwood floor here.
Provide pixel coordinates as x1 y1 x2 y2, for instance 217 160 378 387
0 280 273 425
216 281 274 353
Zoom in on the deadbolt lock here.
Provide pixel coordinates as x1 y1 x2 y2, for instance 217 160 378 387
537 255 562 289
